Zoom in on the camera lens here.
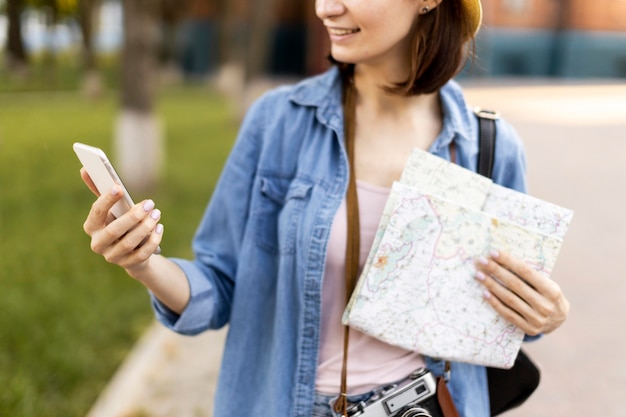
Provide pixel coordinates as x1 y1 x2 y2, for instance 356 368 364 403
398 407 432 417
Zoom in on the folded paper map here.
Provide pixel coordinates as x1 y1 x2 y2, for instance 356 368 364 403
343 149 573 369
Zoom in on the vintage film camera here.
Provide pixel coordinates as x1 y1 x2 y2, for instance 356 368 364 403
336 368 443 417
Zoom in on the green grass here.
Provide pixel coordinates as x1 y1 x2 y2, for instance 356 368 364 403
0 85 239 415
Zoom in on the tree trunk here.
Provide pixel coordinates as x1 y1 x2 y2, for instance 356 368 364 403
41 6 59 84
244 0 276 82
78 0 104 98
157 0 190 84
114 0 163 192
78 0 100 71
5 0 28 70
121 0 160 112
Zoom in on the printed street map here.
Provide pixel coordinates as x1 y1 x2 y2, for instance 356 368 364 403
344 149 573 368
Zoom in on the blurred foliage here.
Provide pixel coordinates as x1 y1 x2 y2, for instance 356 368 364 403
0 64 239 415
25 0 78 18
55 0 77 15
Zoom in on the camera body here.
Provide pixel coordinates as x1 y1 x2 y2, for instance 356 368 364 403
343 368 443 417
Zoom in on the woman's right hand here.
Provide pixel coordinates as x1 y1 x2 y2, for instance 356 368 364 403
81 168 163 277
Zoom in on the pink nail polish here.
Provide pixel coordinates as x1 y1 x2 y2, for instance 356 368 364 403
150 209 161 220
143 200 155 212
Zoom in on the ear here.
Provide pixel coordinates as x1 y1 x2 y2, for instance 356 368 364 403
420 0 443 14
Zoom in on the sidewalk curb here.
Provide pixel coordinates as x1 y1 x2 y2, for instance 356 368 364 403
86 322 173 417
86 321 227 417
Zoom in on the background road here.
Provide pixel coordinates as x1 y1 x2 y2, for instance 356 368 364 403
87 81 626 417
465 82 626 417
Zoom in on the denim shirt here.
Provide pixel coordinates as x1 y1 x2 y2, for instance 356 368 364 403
151 67 527 417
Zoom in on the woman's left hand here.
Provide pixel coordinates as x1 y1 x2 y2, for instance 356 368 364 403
475 250 570 336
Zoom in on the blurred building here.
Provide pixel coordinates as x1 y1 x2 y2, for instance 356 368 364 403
174 0 306 78
172 0 626 78
297 0 626 79
3 0 624 79
174 0 221 77
474 0 626 78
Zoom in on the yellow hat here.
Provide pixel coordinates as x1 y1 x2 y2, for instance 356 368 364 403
461 0 483 36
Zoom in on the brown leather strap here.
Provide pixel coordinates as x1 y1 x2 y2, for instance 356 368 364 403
335 81 459 417
449 141 456 165
333 79 360 417
343 81 361 303
437 377 461 417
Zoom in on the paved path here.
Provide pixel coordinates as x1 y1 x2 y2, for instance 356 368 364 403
86 81 626 417
466 82 626 417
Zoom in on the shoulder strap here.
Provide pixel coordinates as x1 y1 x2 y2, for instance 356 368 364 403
334 79 360 417
474 108 499 178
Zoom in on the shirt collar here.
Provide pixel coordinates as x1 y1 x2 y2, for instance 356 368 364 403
288 67 476 149
289 67 344 133
433 80 476 152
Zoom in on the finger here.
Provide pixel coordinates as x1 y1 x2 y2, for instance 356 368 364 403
80 168 101 196
116 224 165 270
92 200 161 256
475 254 557 335
488 250 552 293
478 271 541 322
480 289 543 336
475 253 539 306
101 207 162 263
89 198 154 255
487 250 563 308
84 185 124 236
104 223 164 270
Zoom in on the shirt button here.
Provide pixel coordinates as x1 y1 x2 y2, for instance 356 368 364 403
304 326 315 337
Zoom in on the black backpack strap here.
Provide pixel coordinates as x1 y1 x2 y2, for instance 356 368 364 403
474 108 499 178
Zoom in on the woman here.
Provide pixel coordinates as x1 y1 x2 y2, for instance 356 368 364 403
80 0 569 416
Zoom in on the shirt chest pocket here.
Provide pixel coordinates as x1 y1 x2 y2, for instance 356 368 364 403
253 176 313 254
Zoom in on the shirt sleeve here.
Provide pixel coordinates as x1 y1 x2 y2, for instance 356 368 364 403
150 95 268 335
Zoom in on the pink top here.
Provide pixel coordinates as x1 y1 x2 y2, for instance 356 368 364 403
315 181 425 395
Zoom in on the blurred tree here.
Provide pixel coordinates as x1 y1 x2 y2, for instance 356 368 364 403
13 0 103 93
24 0 77 72
159 0 191 81
244 0 276 82
5 0 29 71
114 0 162 191
217 0 245 64
26 0 76 19
76 0 104 97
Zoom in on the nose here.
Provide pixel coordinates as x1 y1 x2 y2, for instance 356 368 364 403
315 0 345 20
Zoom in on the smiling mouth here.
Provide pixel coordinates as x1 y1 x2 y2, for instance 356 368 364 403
328 28 360 36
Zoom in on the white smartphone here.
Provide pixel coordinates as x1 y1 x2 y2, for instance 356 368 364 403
73 142 135 219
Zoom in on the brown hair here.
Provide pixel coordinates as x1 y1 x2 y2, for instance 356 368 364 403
332 0 475 96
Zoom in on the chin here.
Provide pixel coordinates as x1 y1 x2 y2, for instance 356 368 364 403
329 47 359 65
330 54 357 66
